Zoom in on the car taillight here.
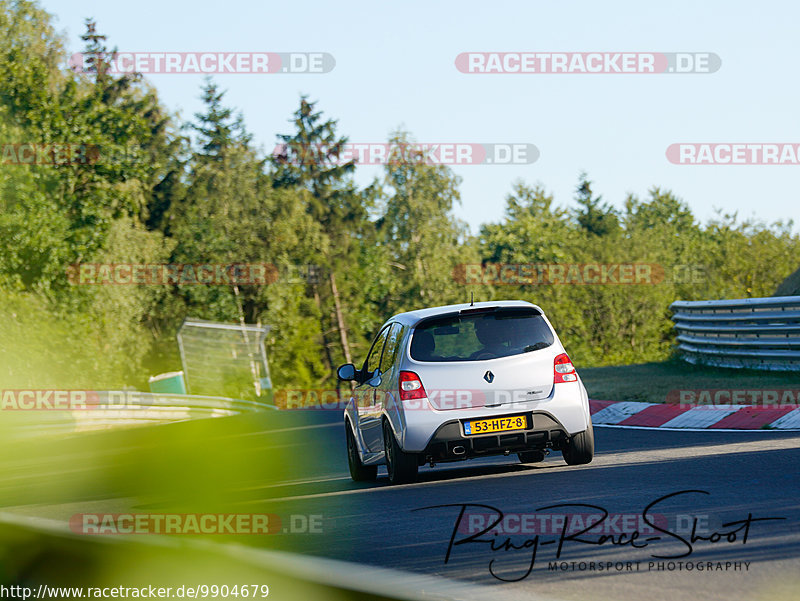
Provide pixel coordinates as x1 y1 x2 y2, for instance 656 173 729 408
554 353 578 383
399 370 427 400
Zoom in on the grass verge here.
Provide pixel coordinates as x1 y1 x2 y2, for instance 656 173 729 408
579 358 799 404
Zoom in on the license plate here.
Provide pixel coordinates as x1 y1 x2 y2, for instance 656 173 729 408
463 414 527 436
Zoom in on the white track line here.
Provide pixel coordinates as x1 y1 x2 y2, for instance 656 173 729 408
250 436 800 503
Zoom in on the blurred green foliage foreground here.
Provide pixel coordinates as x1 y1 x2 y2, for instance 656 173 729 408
0 409 377 598
2 1 800 397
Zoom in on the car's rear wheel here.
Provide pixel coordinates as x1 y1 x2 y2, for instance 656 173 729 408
563 424 594 465
518 450 546 464
346 422 377 482
383 420 418 484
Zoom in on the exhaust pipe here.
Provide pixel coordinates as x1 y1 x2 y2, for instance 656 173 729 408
452 445 466 455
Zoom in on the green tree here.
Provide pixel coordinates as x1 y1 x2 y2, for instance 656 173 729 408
574 172 619 237
378 130 473 309
272 97 369 374
166 82 327 388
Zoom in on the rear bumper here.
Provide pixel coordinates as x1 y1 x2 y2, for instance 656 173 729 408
392 379 591 453
421 411 569 462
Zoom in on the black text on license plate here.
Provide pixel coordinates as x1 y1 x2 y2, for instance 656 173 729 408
463 414 527 435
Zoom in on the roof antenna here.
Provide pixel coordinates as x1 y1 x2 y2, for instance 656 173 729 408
470 292 474 306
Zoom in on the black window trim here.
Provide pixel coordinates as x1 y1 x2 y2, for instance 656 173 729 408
409 307 552 363
379 322 404 373
362 323 392 380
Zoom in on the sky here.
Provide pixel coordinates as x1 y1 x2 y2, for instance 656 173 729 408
39 0 799 234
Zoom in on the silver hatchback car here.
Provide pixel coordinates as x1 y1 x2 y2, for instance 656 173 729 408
337 300 594 484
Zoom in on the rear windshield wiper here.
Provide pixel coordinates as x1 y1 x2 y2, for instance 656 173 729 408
523 342 550 352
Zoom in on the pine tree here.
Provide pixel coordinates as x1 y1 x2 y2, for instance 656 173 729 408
272 97 367 373
574 172 619 237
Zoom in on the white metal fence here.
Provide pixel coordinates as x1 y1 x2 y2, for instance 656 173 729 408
177 318 272 399
670 295 800 370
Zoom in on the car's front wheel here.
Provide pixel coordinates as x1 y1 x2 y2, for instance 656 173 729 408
383 420 418 484
562 424 594 465
346 422 377 482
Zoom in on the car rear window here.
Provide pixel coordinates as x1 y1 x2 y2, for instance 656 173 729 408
410 308 555 362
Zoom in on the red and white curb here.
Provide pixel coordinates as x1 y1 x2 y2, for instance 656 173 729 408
589 400 800 430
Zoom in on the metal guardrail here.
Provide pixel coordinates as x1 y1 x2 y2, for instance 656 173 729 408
670 295 800 371
8 392 274 437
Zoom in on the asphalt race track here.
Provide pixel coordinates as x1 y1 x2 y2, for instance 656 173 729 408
5 411 799 601
226 412 800 601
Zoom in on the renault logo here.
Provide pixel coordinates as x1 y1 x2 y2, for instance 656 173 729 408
483 370 494 383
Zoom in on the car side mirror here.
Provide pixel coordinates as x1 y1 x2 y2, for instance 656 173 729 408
337 363 357 382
